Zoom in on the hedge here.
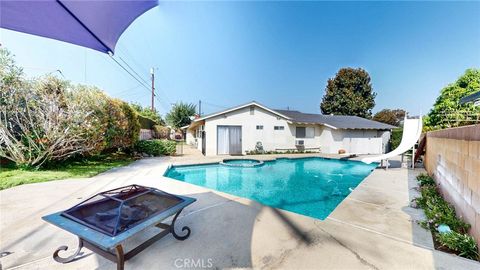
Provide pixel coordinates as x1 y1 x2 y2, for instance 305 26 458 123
138 114 157 129
390 128 402 150
134 140 176 156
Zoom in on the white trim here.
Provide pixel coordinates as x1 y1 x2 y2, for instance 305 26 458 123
193 101 291 122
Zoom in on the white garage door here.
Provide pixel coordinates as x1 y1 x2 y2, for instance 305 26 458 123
343 137 383 154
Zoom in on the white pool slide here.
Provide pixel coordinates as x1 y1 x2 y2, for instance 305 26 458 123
361 117 423 164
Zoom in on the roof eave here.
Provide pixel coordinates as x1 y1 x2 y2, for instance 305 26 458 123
194 101 292 122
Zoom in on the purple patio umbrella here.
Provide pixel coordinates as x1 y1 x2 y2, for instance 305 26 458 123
0 0 158 54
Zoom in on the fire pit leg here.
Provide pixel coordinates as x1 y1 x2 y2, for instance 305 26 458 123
170 209 191 241
53 237 84 263
115 245 125 270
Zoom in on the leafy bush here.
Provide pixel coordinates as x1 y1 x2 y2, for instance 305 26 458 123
417 184 470 233
0 72 104 167
130 103 165 125
69 85 110 154
104 99 140 151
0 47 144 167
138 114 157 129
417 173 436 186
437 232 479 260
390 128 402 150
424 68 480 130
415 174 477 260
135 140 176 156
153 125 170 139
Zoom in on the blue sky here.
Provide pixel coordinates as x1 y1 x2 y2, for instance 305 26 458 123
1 1 479 116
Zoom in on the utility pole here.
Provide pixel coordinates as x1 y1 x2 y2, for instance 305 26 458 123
150 68 155 111
198 100 202 116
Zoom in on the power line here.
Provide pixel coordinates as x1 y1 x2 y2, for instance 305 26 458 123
107 49 176 114
108 53 151 93
117 43 150 76
118 55 150 86
115 83 145 96
202 101 227 109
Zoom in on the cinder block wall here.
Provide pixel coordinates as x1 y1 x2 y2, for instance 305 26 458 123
424 124 480 245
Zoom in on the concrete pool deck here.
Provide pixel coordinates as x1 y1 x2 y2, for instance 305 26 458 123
1 154 480 269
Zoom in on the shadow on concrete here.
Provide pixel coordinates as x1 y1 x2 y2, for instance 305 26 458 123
270 207 312 245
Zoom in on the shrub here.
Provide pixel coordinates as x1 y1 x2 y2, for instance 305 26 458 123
417 173 436 187
153 125 170 139
135 140 176 156
425 68 480 130
104 99 140 151
390 128 402 150
0 74 105 168
0 47 146 167
417 184 470 233
138 114 157 129
69 85 110 155
438 232 479 260
415 174 477 260
130 103 165 125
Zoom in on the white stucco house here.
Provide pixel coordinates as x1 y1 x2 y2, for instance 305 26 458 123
183 101 396 156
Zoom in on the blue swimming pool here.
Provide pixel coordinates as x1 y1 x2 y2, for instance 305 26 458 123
165 157 378 220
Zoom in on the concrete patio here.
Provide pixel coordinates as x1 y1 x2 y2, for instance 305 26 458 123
1 153 479 270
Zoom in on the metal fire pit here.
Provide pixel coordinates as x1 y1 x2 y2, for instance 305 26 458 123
42 185 196 270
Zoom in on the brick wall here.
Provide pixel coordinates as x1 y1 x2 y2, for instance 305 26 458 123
424 124 480 244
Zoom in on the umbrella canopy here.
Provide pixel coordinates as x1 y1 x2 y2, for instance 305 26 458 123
0 0 158 54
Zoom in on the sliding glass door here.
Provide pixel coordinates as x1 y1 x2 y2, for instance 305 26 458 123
217 126 242 155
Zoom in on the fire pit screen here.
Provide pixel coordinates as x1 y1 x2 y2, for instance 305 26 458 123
62 185 184 236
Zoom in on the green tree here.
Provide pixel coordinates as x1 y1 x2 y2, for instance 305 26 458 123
425 69 480 129
0 46 23 89
320 68 376 118
130 102 165 125
373 109 406 126
166 102 196 129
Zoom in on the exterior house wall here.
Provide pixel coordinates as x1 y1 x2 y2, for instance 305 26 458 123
200 105 389 156
378 130 392 153
203 106 294 156
317 128 385 154
186 130 195 145
424 125 480 246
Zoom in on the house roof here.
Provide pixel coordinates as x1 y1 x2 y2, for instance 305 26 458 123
274 110 396 130
194 101 291 122
191 101 396 130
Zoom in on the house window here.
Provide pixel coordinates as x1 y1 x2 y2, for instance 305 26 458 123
296 127 306 138
306 127 315 138
250 106 255 115
296 127 314 138
274 126 284 130
256 125 263 130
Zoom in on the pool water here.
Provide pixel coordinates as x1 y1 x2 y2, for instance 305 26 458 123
165 157 378 220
